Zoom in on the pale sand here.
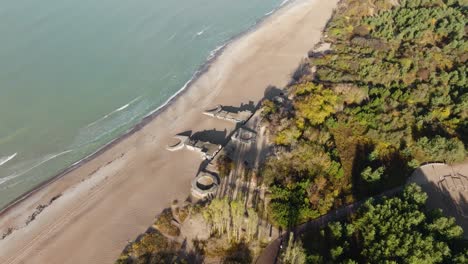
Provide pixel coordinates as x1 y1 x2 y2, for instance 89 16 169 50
0 0 338 263
410 162 468 238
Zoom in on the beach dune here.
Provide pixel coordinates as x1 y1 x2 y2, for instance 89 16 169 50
0 0 338 263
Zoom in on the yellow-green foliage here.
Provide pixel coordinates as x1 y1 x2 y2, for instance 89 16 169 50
261 99 278 118
332 83 368 105
230 200 245 243
293 82 338 126
413 136 465 163
274 126 302 146
203 198 259 243
282 233 307 264
116 230 180 264
263 143 341 186
274 83 339 146
176 206 190 223
131 231 169 257
154 209 180 237
431 107 451 121
202 198 231 237
246 208 259 241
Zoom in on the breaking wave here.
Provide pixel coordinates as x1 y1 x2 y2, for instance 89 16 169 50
87 96 142 128
280 0 290 6
0 150 73 185
0 153 17 167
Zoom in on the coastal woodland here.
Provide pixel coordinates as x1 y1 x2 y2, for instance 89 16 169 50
283 184 467 263
262 0 467 228
116 0 467 263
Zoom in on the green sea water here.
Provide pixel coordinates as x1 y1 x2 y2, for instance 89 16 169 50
0 0 287 209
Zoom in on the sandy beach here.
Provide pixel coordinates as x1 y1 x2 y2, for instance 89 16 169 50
0 0 338 263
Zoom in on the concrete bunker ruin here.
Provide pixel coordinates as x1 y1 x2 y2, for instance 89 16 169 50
191 172 219 199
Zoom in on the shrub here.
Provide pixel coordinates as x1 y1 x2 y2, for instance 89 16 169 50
414 136 465 163
154 209 180 237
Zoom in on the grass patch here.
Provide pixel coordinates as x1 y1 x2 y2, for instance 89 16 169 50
154 209 180 237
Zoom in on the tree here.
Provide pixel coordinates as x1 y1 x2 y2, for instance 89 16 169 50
203 198 261 243
300 184 464 263
360 166 384 183
330 246 344 261
452 249 468 264
415 136 465 163
403 183 428 205
203 198 230 237
262 99 278 118
293 83 338 126
427 216 463 240
328 222 343 239
281 233 307 264
245 208 259 242
269 182 319 228
230 200 245 243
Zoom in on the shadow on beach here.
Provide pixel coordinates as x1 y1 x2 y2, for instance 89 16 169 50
191 129 229 145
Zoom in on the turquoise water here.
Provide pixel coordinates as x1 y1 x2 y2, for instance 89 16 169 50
0 0 286 209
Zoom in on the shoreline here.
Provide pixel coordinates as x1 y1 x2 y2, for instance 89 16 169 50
0 0 295 216
0 0 339 262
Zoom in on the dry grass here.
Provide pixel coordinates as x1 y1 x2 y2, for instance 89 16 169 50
177 206 190 223
154 209 180 237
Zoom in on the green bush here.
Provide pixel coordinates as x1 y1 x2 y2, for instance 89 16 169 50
301 184 465 263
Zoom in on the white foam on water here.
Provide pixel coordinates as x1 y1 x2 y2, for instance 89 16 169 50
0 153 17 167
145 78 193 118
84 118 136 145
196 26 211 37
208 43 227 60
0 150 73 185
72 98 149 152
265 10 274 15
86 96 142 128
168 32 177 40
280 0 290 6
116 103 130 112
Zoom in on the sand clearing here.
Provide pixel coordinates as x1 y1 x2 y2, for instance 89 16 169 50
410 162 468 238
0 0 338 263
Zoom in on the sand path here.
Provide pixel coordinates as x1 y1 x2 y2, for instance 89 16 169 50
0 0 338 263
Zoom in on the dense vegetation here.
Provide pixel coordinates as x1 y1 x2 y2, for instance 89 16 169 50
295 184 467 264
202 198 260 243
154 209 181 237
116 230 181 264
262 0 467 228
